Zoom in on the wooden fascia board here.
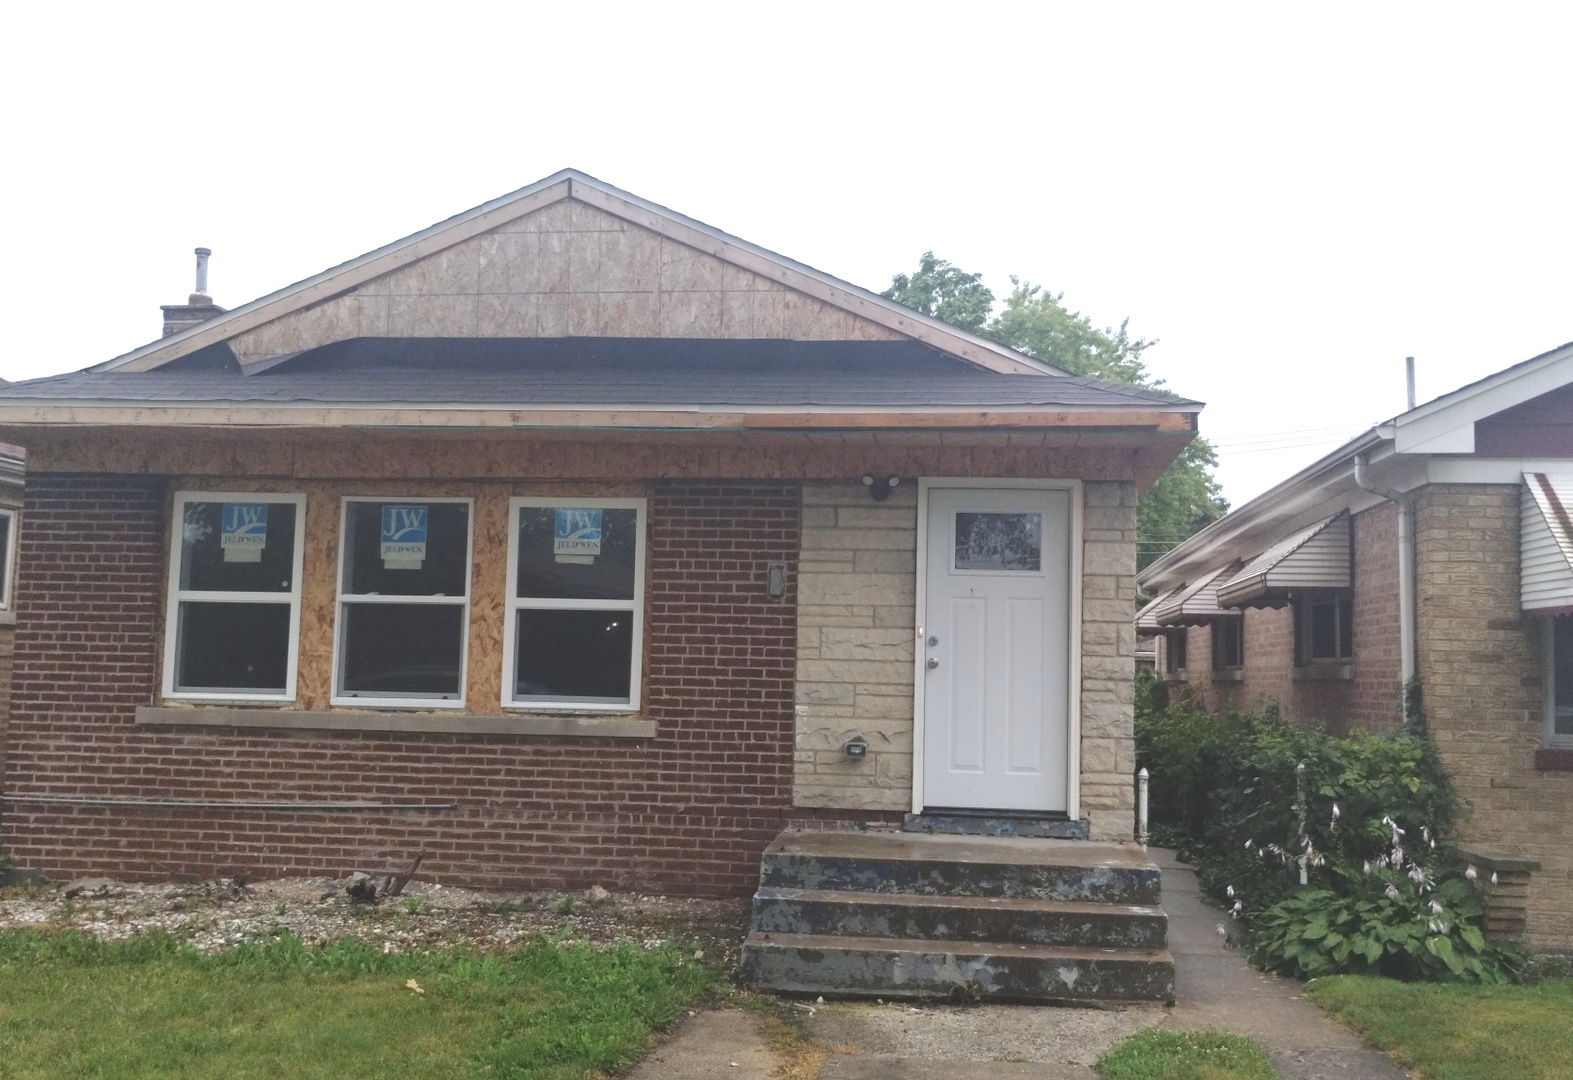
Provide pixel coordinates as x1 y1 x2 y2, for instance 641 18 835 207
97 180 576 374
565 181 1054 376
0 403 1196 432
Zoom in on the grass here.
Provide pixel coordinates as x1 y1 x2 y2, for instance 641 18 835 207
1095 1028 1277 1080
0 928 715 1079
1308 975 1573 1080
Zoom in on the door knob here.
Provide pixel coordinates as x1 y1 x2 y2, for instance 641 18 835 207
927 635 939 646
927 657 940 670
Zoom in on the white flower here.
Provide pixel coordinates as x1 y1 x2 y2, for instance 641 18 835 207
1392 846 1404 865
1331 803 1341 821
1385 884 1401 901
1465 865 1478 881
1244 839 1253 850
1422 826 1431 843
1491 871 1499 886
1217 924 1228 938
1409 865 1426 885
1363 861 1372 875
1428 919 1441 933
1226 885 1235 899
1233 900 1244 915
1429 899 1444 914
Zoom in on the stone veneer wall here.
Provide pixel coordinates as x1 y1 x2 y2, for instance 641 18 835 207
793 480 1139 843
1412 483 1573 951
793 482 917 811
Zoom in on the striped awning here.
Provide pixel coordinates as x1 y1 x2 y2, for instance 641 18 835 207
1135 585 1183 633
1217 514 1351 609
1154 564 1242 627
1522 474 1573 615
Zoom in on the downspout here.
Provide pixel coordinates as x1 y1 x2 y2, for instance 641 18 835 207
1353 452 1416 692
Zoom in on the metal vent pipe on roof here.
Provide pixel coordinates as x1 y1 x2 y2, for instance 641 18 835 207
194 247 212 299
1406 356 1416 411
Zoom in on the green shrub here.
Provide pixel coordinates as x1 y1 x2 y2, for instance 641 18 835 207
1137 694 1514 982
1252 871 1512 983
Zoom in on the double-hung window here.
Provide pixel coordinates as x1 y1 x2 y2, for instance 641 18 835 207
164 492 305 700
333 498 472 707
0 507 16 610
1296 595 1353 665
1545 617 1573 748
1212 620 1244 671
504 497 645 710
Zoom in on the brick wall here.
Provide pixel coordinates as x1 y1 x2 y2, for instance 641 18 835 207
2 475 803 896
1412 483 1573 951
793 482 916 811
1350 503 1402 730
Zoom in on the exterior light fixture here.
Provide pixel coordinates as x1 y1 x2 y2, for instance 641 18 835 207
861 475 901 502
765 561 787 599
844 736 869 759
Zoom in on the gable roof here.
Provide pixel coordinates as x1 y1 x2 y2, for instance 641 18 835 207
1140 339 1573 592
94 170 1063 379
1522 473 1573 615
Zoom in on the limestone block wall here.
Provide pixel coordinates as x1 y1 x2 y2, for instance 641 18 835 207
793 482 917 811
1080 481 1139 842
1413 483 1573 951
790 480 1140 842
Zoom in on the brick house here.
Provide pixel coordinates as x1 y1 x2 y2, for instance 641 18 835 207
1137 342 1573 950
0 171 1198 903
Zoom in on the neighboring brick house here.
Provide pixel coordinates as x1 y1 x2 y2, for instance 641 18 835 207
0 170 1198 895
1137 342 1573 950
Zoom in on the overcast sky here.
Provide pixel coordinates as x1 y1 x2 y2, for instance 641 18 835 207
2 3 1568 506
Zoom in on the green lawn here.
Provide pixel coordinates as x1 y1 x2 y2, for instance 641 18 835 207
1095 1028 1277 1080
0 929 714 1079
1308 975 1573 1080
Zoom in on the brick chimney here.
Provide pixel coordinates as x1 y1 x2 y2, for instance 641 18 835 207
160 247 226 337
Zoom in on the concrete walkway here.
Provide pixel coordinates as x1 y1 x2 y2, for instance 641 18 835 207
628 851 1411 1079
1153 848 1409 1079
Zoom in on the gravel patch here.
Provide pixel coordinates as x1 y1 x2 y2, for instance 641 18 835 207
0 875 751 969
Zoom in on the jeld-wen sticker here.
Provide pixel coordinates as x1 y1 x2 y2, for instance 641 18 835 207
221 503 267 563
553 508 602 564
381 505 428 570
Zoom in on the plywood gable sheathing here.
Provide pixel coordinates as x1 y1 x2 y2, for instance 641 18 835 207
225 200 902 366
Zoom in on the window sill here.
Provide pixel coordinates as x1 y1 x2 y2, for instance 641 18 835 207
136 706 656 739
1211 669 1245 682
1534 747 1573 771
1162 671 1188 683
1293 662 1354 682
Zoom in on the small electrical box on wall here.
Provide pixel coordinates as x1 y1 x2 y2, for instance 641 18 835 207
765 561 787 599
844 736 869 760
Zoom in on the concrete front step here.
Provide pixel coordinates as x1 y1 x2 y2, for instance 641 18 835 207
760 829 1161 905
902 813 1090 840
740 932 1176 1003
752 887 1168 950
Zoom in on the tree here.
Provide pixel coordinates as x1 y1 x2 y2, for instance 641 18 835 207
880 252 995 335
882 256 1226 568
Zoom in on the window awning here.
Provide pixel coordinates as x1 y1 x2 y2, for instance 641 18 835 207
1154 564 1242 627
1522 474 1573 615
1216 514 1351 609
1135 585 1183 633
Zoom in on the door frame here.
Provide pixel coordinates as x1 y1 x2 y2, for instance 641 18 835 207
911 477 1083 817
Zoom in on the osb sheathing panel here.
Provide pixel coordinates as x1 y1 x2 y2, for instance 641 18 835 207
28 431 1151 485
166 475 645 713
223 199 901 365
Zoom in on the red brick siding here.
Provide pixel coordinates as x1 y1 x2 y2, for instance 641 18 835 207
1350 503 1402 730
2 476 822 895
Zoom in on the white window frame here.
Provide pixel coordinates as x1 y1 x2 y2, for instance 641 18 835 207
163 491 307 703
1544 617 1573 749
0 507 17 610
1295 595 1353 665
503 496 646 713
331 496 473 710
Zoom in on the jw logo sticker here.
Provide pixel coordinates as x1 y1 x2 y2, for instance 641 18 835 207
553 508 602 564
381 505 428 570
221 503 268 563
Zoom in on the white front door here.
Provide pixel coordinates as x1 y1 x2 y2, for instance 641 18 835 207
921 487 1072 812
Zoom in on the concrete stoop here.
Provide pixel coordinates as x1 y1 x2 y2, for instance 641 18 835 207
740 829 1175 1004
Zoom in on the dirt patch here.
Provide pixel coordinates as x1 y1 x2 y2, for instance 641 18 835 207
0 876 751 970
